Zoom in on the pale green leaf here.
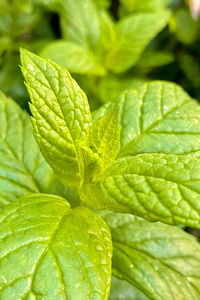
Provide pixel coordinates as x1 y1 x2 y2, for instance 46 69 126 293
0 91 66 208
109 276 149 300
89 106 120 169
60 0 100 48
20 48 92 188
0 193 112 299
41 40 106 76
81 153 200 228
105 11 170 73
104 212 200 300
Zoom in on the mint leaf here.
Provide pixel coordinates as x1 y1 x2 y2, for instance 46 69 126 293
104 212 200 300
95 81 200 157
106 11 170 73
98 11 116 52
0 193 112 299
20 48 92 188
89 106 120 169
96 75 145 103
109 276 150 300
60 0 100 48
81 153 200 228
41 40 106 76
137 49 174 69
120 0 172 13
172 8 199 45
0 91 65 208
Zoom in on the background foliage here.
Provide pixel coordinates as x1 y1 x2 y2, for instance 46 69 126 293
1 0 200 109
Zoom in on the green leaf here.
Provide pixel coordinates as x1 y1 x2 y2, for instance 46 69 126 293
81 81 200 227
109 276 150 300
96 75 145 103
20 48 92 188
0 91 66 208
81 153 200 228
94 0 111 9
105 11 170 73
137 49 174 69
120 0 172 13
103 212 200 300
94 81 200 157
41 40 106 76
170 8 199 45
89 106 120 169
0 193 112 299
98 11 116 52
60 0 100 48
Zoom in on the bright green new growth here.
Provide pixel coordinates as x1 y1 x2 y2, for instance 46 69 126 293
20 48 92 189
0 194 112 299
0 48 198 299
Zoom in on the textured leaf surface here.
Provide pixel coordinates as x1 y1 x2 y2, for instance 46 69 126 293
0 91 65 208
81 153 200 228
94 81 200 157
86 81 200 226
60 0 100 48
41 41 106 75
0 194 112 299
103 212 200 300
90 107 120 168
106 11 170 73
20 48 92 188
109 276 149 300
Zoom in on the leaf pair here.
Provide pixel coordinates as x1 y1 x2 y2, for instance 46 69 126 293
20 49 200 229
41 0 170 75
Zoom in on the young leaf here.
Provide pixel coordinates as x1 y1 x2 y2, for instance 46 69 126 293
0 91 65 208
60 0 100 48
105 11 170 73
20 48 92 188
81 153 200 228
41 40 106 76
104 212 200 300
0 193 112 299
89 106 120 169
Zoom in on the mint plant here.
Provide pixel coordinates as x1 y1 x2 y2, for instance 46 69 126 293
41 0 172 105
0 49 200 299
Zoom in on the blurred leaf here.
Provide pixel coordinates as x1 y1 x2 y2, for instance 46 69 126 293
170 7 199 44
109 276 150 300
106 10 170 73
97 75 146 103
60 0 100 48
41 40 106 75
137 49 174 70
